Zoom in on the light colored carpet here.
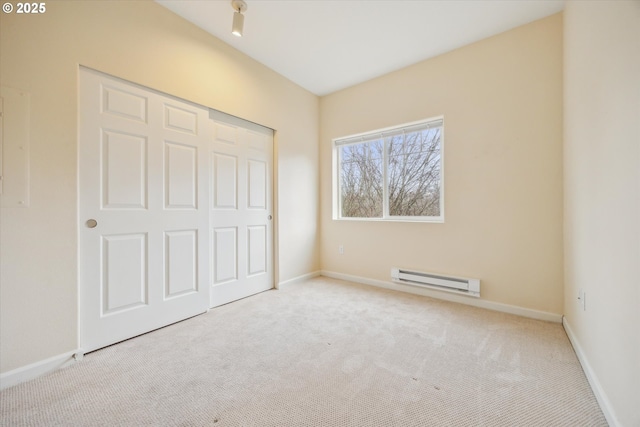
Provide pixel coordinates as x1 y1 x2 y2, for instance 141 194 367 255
1 277 607 426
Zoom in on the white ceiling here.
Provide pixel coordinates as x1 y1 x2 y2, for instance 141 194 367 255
156 0 564 96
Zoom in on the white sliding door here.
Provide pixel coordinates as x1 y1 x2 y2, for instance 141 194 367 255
210 112 274 307
79 68 210 352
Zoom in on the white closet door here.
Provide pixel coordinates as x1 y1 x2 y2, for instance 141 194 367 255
210 112 273 307
79 68 210 353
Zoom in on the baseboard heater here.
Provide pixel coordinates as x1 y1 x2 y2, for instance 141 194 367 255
391 268 480 298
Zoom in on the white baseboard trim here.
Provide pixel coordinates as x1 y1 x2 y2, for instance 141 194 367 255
320 270 563 323
277 270 321 289
562 317 619 427
0 350 79 390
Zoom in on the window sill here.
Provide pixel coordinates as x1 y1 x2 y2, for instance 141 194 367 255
332 217 444 224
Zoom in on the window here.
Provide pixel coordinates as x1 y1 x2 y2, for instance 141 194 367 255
333 117 443 222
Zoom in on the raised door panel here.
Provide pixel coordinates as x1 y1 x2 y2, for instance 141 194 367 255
212 153 237 209
165 230 197 298
247 225 266 276
213 227 237 284
247 159 266 209
214 122 237 145
247 130 265 151
102 130 147 209
164 104 198 135
102 85 147 123
164 142 197 209
102 233 147 314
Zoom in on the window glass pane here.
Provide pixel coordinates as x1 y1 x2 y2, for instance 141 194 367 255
388 127 441 217
340 140 384 218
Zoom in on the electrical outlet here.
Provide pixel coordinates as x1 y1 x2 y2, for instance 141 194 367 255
578 289 586 311
339 244 344 255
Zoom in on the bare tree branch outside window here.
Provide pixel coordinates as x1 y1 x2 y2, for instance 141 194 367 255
340 140 383 217
388 128 441 217
338 121 442 219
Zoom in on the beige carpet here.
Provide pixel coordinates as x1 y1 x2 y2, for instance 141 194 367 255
1 277 607 426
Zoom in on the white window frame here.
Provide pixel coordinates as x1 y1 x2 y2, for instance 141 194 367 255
332 116 444 223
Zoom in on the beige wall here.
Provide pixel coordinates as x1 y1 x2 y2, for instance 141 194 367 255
320 14 564 314
0 0 320 373
563 2 640 426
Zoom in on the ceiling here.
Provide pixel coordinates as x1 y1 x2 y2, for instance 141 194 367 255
156 0 564 96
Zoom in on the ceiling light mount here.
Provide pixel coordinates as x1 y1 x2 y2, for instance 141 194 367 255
231 0 247 37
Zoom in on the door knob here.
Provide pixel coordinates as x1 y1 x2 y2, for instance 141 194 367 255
268 215 272 220
86 219 98 228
